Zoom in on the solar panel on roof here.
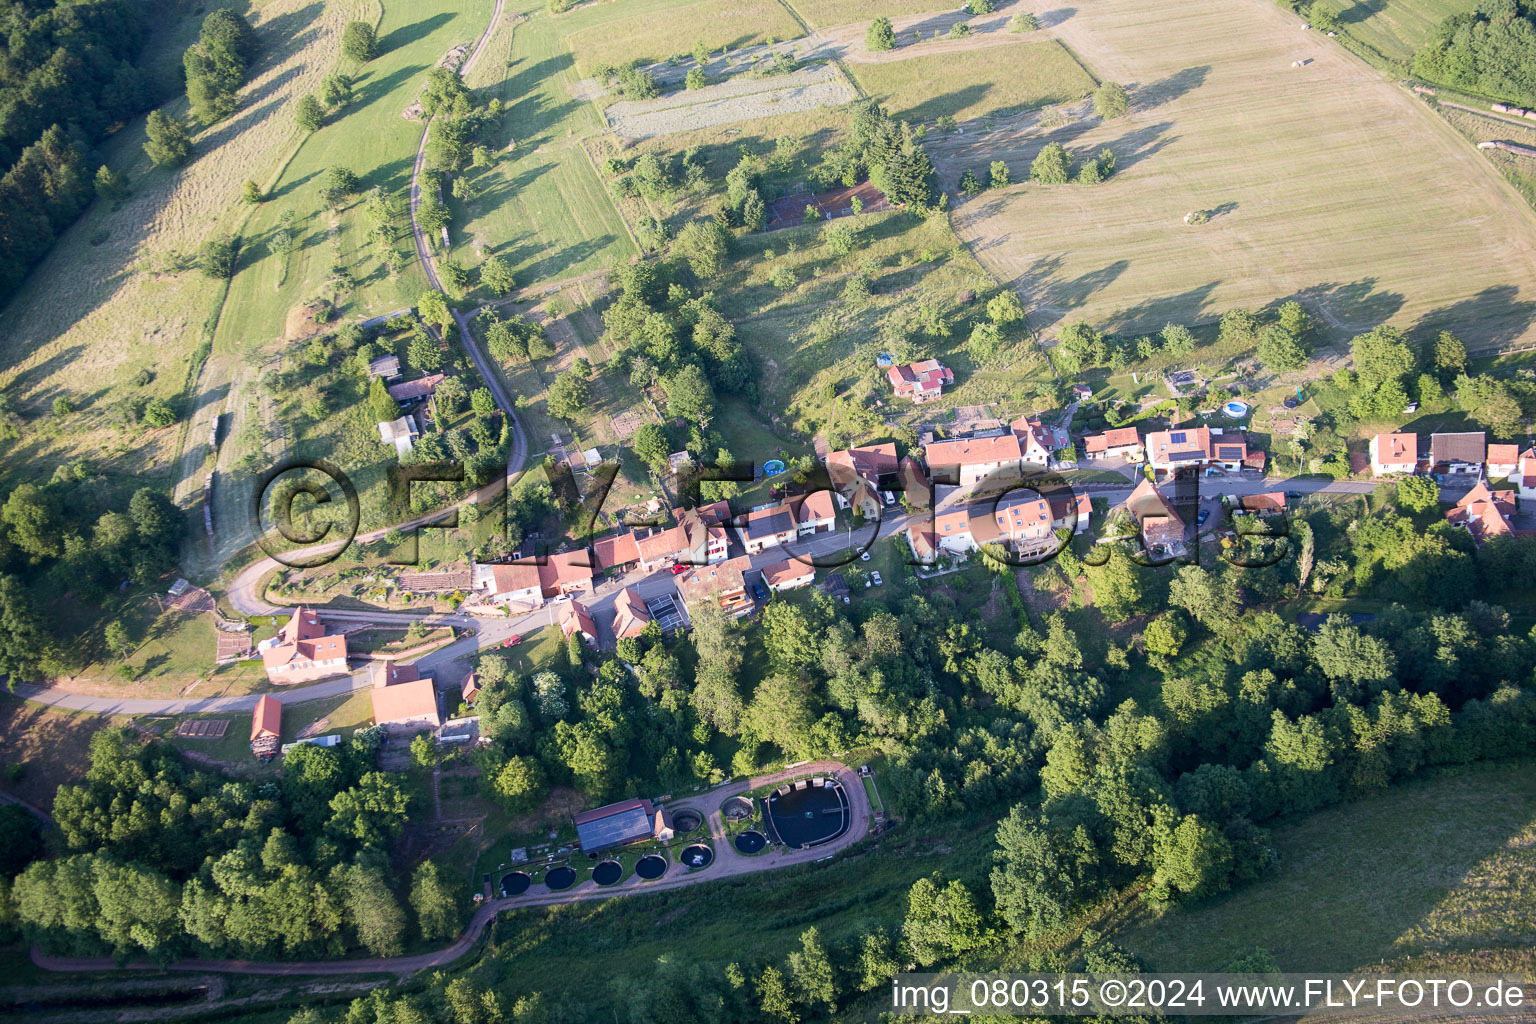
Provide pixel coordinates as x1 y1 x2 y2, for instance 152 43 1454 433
1170 431 1186 443
1170 450 1203 462
1217 446 1243 459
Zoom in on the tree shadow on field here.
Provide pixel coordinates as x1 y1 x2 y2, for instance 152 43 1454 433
354 64 426 113
5 344 86 414
197 95 288 154
1104 281 1224 336
1021 257 1132 328
525 234 620 285
254 3 325 67
901 83 992 125
269 170 320 200
1095 120 1177 172
1292 279 1405 334
1132 66 1209 111
1410 286 1536 352
379 13 455 56
1040 8 1076 28
1338 0 1388 26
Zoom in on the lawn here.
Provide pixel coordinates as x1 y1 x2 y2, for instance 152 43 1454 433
1313 0 1475 65
0 701 126 813
850 40 1097 124
1120 761 1536 971
941 0 1536 350
561 0 805 76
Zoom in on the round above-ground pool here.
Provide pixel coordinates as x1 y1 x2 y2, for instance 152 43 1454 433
544 866 577 890
734 830 766 854
763 459 786 475
592 861 623 886
635 854 667 879
764 778 851 850
1224 401 1250 418
681 844 714 869
500 872 531 897
672 808 703 833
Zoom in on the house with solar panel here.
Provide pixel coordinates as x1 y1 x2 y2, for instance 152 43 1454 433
1144 426 1254 474
573 797 671 852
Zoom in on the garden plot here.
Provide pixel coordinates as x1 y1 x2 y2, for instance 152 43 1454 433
947 0 1536 348
606 64 857 138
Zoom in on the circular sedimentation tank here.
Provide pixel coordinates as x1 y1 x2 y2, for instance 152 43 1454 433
500 872 531 896
635 855 667 879
592 861 622 886
672 808 703 833
734 830 766 854
681 844 714 869
544 866 577 891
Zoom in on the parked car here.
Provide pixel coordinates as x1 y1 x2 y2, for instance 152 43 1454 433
752 582 768 601
1196 508 1210 525
670 564 689 575
870 571 883 586
860 551 871 561
502 634 523 647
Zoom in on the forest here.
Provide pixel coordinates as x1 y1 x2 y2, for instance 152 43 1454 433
1414 0 1536 104
0 0 156 300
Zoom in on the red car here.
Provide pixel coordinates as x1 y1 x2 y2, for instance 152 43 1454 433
502 634 523 647
670 564 689 575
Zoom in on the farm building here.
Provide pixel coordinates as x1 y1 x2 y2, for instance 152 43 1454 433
574 797 663 853
250 696 281 760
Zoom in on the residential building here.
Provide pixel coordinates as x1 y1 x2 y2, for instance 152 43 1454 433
1117 478 1187 559
593 532 641 574
377 415 419 458
370 677 441 731
259 608 349 684
633 505 730 572
923 432 1023 488
741 504 797 555
1011 416 1071 465
472 561 542 607
1487 443 1519 479
1369 432 1418 476
250 696 281 759
789 491 837 535
1144 426 1250 473
825 443 898 516
371 660 425 688
914 491 1092 557
559 601 599 647
1083 427 1145 463
461 673 481 706
611 587 653 640
387 374 445 404
1446 480 1514 545
1430 432 1485 475
538 549 595 599
763 558 816 593
887 359 954 404
1238 492 1286 516
1515 449 1536 502
676 554 754 616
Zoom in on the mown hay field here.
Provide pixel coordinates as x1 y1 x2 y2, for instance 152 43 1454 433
455 1 636 294
0 0 356 486
562 0 805 76
850 38 1097 123
1313 0 1476 64
944 0 1536 348
1121 762 1536 970
785 0 957 29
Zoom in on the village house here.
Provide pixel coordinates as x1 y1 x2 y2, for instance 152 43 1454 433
1012 416 1071 465
611 587 653 640
633 504 731 572
1083 426 1145 463
886 359 954 404
471 561 542 608
250 695 281 760
1430 432 1485 475
1487 443 1519 479
825 443 898 517
1237 492 1287 516
1514 449 1536 502
558 601 599 647
259 608 349 684
762 557 816 594
539 549 595 599
741 504 798 555
1446 480 1514 545
1115 477 1188 560
923 432 1023 488
788 490 837 535
370 664 442 732
1144 426 1252 474
676 554 755 617
907 491 1092 559
460 673 481 706
593 532 642 574
1369 432 1418 476
386 373 445 405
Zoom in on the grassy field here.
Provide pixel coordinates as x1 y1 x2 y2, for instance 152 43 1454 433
850 39 1097 124
0 701 125 812
1120 762 1536 970
1313 0 1474 64
457 7 637 296
162 689 378 768
561 0 805 76
939 0 1536 350
0 0 357 488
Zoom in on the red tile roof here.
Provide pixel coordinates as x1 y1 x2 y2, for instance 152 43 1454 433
1084 427 1142 453
612 587 652 638
1373 432 1416 464
924 433 1023 468
1447 481 1514 543
250 695 282 742
370 678 440 727
887 359 953 396
386 373 445 402
593 532 641 570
